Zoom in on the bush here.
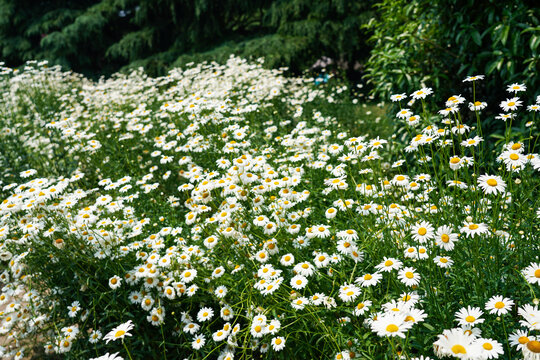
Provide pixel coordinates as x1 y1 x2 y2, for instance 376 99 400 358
365 0 540 103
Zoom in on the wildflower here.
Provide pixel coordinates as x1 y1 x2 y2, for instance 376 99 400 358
390 93 407 102
463 75 485 82
396 108 412 119
109 275 122 290
411 87 433 100
353 300 372 316
197 307 214 322
67 301 81 318
271 336 286 351
371 313 413 338
455 306 484 326
411 221 434 243
485 295 514 316
434 256 453 268
522 263 540 285
376 257 403 272
356 272 383 287
460 221 489 238
89 330 102 344
435 328 484 358
509 329 532 350
500 97 523 112
290 275 308 290
461 136 483 147
192 334 206 350
477 175 506 195
103 320 134 343
398 267 421 287
507 83 526 93
468 101 487 111
527 104 540 112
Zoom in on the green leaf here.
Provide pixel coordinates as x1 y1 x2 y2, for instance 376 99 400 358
472 30 481 46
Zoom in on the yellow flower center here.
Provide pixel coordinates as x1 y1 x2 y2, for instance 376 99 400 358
364 274 373 280
450 157 460 164
487 179 498 186
254 325 262 332
535 269 540 278
494 301 505 309
405 272 414 279
384 260 393 267
508 102 515 106
396 176 405 181
468 224 479 230
474 101 482 106
510 153 519 160
483 343 493 350
418 227 427 236
441 234 450 243
465 315 476 323
451 345 467 354
519 336 530 344
275 338 282 345
115 330 126 338
527 340 540 353
386 324 399 333
511 143 521 150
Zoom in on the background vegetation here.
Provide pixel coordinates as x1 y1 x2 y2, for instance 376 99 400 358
0 0 537 101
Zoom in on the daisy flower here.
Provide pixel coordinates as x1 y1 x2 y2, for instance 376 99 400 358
290 275 308 290
434 256 453 268
375 257 403 272
356 272 383 287
527 104 540 112
398 267 421 287
192 334 206 350
468 101 487 111
109 275 122 290
460 221 489 238
523 339 540 359
509 329 532 350
411 221 435 243
371 313 413 338
522 262 540 285
103 320 134 343
197 307 214 322
433 328 482 358
463 75 485 82
485 295 514 316
353 300 372 316
500 97 523 112
477 175 506 195
396 108 412 119
271 336 286 351
390 93 407 102
434 225 458 251
507 83 526 93
455 306 484 326
411 87 433 100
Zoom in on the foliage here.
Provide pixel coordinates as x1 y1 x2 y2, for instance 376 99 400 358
365 0 540 102
0 0 376 78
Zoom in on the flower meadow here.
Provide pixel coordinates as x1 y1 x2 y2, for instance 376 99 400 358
0 57 539 360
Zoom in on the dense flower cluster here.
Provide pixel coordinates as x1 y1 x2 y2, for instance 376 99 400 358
0 61 538 359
